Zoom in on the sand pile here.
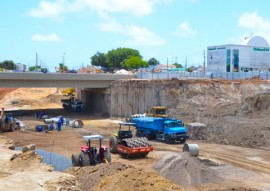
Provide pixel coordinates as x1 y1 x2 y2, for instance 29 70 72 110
67 162 184 191
0 135 15 149
9 149 44 171
153 152 223 186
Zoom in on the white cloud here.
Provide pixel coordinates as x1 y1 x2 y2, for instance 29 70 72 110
99 21 166 46
28 0 170 20
31 33 60 42
83 0 153 17
238 11 270 43
175 21 196 37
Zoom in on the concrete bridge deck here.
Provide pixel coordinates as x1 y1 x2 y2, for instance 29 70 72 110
0 72 136 88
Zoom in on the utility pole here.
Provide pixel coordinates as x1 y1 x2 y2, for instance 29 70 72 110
167 57 169 70
167 57 169 79
175 56 178 64
35 52 39 72
62 53 66 65
185 57 187 69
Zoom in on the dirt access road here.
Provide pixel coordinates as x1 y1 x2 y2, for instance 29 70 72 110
3 110 270 190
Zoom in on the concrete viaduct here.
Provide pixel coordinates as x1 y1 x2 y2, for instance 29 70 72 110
0 72 135 88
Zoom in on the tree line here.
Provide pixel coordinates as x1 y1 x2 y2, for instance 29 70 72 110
1 47 189 72
91 47 160 71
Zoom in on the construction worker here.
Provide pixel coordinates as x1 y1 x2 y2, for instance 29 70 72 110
0 108 5 128
49 123 54 131
57 118 62 132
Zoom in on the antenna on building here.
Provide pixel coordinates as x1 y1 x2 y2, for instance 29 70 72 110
35 52 39 72
61 53 66 65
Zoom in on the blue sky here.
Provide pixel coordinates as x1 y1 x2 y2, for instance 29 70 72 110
1 0 270 71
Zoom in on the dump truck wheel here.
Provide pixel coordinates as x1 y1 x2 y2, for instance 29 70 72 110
109 136 118 153
104 149 111 163
71 154 80 166
165 135 171 144
79 152 90 167
180 138 187 144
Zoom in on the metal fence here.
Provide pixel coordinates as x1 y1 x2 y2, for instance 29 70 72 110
136 71 270 80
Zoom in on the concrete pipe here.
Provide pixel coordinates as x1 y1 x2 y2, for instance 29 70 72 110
182 143 199 157
44 119 56 124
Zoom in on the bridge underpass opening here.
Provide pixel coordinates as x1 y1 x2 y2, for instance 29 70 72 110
82 88 111 116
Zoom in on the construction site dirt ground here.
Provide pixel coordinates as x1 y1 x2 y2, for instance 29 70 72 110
1 87 270 191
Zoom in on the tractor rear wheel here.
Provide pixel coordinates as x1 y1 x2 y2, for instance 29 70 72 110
104 149 111 163
109 136 118 153
71 154 80 166
79 152 90 167
15 122 20 130
9 124 14 132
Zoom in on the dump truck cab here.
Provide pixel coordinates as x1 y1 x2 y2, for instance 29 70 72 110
161 120 187 143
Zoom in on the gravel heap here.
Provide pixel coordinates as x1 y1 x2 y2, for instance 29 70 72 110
153 152 223 186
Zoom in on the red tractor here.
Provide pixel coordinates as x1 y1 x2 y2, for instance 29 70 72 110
71 135 111 167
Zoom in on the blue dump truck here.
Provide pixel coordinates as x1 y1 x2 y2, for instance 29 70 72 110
131 117 188 144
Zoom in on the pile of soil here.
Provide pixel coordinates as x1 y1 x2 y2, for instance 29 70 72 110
0 135 15 149
153 152 223 186
0 136 81 191
67 162 184 191
9 150 44 171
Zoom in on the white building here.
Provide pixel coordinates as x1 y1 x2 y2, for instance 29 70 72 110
207 36 270 72
16 63 27 71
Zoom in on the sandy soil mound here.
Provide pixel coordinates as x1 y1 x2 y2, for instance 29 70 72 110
153 152 223 186
0 135 15 149
0 88 62 109
0 136 81 191
9 150 44 171
67 162 184 191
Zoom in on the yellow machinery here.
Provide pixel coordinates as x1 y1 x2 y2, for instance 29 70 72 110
61 87 75 96
0 108 18 132
147 106 168 118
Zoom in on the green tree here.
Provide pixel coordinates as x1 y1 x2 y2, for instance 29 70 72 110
187 67 193 72
91 51 107 68
57 63 68 72
148 57 160 66
106 48 141 70
121 56 148 70
28 65 48 72
174 63 183 68
0 60 17 70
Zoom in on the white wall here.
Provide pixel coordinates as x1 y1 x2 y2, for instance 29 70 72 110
207 46 228 72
